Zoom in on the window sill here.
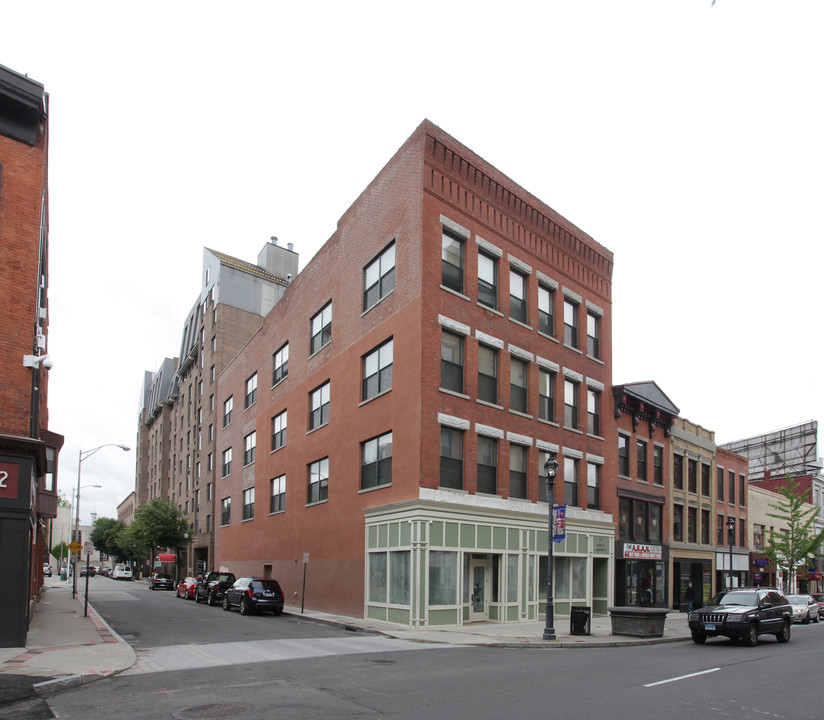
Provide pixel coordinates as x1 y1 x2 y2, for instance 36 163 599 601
439 388 470 400
587 432 605 441
563 343 583 355
537 418 559 427
508 318 533 332
359 388 392 407
361 288 395 317
358 483 392 494
476 399 503 410
308 342 331 361
306 422 329 436
586 355 605 366
477 301 503 316
270 445 285 455
305 499 328 508
440 285 471 302
538 331 559 344
563 426 584 435
268 509 285 517
271 376 288 391
241 516 254 523
508 409 534 420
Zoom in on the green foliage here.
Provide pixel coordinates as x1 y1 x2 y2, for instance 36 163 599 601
51 541 70 563
132 498 192 553
764 474 824 591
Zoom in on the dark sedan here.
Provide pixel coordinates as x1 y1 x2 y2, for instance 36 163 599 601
222 577 284 616
149 572 175 591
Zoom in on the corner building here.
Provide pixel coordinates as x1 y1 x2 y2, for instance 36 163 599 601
217 121 615 626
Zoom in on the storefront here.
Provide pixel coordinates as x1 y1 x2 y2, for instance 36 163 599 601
715 549 749 591
364 492 615 627
614 542 669 607
672 558 712 610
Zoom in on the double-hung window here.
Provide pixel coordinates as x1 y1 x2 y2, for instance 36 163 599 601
308 457 329 504
221 497 231 526
564 457 578 506
242 487 255 521
539 368 555 422
364 242 395 310
441 228 464 293
477 345 498 405
271 410 287 451
564 379 579 429
245 373 257 409
309 382 330 430
653 446 663 486
223 396 233 427
270 475 286 513
587 462 600 509
273 343 289 385
564 298 578 348
243 431 256 466
310 302 332 354
509 444 527 499
538 285 554 336
509 269 527 324
222 447 232 477
618 435 630 477
587 389 600 436
362 339 393 400
439 427 463 489
477 436 497 495
361 431 393 489
477 252 497 309
440 331 464 394
510 357 528 414
586 311 600 359
637 440 647 482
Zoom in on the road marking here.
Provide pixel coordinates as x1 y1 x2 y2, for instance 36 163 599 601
644 668 720 687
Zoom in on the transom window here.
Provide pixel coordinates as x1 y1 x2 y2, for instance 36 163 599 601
362 339 393 401
441 228 464 293
364 242 396 310
477 252 497 309
309 382 330 430
361 431 393 490
308 457 329 504
272 410 287 451
273 343 289 385
310 302 332 354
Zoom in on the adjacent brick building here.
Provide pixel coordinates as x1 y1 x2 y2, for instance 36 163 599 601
216 120 616 625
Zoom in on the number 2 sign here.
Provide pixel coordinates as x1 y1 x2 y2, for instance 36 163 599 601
0 462 20 499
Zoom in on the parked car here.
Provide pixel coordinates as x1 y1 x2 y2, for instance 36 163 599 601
810 593 824 619
688 587 792 646
222 577 284 616
150 572 175 591
43 563 52 577
176 576 201 600
113 564 133 581
79 566 96 577
195 571 236 606
786 594 819 624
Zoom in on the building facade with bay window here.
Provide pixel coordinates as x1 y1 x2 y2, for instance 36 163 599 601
213 120 617 626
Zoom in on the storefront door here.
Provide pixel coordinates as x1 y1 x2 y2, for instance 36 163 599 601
470 557 489 622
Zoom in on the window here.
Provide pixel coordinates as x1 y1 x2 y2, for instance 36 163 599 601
510 357 528 414
587 389 600 436
477 436 497 495
688 459 697 493
273 343 289 385
478 252 497 309
439 427 463 489
619 497 662 542
363 241 395 310
717 467 725 502
564 379 579 429
538 368 555 422
243 431 256 466
221 497 231 526
673 454 684 490
509 269 527 323
369 553 387 603
308 457 329 504
477 345 498 405
688 507 697 543
586 311 600 359
753 523 764 550
362 339 393 400
618 435 629 476
441 228 464 293
440 331 464 393
429 551 458 606
564 457 578 506
223 396 233 427
653 446 663 486
717 514 725 545
563 298 578 348
673 504 683 542
270 474 285 513
728 469 735 505
538 285 554 337
739 473 746 506
221 447 232 477
271 410 287 451
310 302 332 354
509 444 527 499
637 440 647 482
361 431 392 489
701 463 710 497
242 487 255 521
309 381 330 430
390 551 410 605
245 373 258 409
701 509 710 545
739 517 746 546
587 462 600 509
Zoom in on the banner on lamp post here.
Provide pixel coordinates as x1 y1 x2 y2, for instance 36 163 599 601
553 505 566 543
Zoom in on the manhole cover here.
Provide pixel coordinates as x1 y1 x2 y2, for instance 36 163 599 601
172 702 254 719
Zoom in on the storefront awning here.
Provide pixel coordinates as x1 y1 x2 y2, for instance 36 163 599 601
156 553 176 562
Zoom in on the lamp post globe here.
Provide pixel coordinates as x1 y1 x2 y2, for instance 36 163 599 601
543 453 560 641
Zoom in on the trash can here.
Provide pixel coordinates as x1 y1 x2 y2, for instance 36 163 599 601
570 606 591 635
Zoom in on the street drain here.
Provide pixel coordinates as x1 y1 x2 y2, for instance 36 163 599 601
172 702 254 719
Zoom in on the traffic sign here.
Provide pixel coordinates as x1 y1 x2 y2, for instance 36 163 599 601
84 541 93 556
68 540 82 554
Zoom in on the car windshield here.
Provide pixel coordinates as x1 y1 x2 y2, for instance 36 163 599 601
215 574 233 582
788 597 806 605
709 590 758 607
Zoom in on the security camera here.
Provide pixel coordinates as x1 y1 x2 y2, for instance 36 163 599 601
42 356 53 370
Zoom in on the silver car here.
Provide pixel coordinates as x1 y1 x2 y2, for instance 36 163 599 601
786 594 819 624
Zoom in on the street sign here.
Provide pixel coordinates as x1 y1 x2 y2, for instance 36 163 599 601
84 541 93 556
68 540 82 554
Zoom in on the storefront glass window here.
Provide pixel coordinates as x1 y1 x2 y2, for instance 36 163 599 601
572 557 587 598
390 551 410 605
429 551 457 605
369 552 387 603
507 555 519 603
556 556 570 599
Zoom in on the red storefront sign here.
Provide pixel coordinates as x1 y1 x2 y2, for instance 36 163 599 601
623 543 663 560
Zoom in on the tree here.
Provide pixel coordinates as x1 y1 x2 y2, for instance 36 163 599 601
132 498 191 562
763 474 824 594
51 541 70 566
89 517 125 560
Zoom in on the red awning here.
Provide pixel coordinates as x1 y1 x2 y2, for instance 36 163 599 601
157 553 176 562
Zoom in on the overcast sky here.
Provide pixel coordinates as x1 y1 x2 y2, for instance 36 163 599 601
3 1 822 524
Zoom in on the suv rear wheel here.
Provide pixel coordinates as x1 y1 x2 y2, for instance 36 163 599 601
775 620 791 643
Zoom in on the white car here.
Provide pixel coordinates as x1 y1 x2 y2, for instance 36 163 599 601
43 563 52 577
786 594 818 624
113 564 133 581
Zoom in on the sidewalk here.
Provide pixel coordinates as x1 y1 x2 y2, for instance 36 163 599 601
0 578 690 696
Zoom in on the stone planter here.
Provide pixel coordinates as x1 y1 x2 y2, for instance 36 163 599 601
607 606 669 637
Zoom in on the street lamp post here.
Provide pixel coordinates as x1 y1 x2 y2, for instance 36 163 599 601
727 517 736 590
543 453 560 641
72 444 130 598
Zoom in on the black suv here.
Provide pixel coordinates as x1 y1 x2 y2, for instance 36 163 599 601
222 577 285 616
688 587 792 646
195 571 237 606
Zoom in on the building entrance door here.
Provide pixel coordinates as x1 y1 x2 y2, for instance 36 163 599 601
470 557 489 622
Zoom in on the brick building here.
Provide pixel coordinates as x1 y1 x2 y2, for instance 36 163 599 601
0 64 64 646
216 120 615 626
135 243 297 575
